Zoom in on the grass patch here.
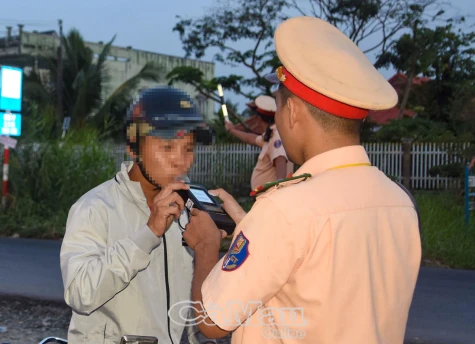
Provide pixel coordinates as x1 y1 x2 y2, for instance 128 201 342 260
0 134 117 239
416 190 475 270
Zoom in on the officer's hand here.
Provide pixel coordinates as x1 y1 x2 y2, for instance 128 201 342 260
209 188 247 225
225 121 234 132
183 209 227 250
147 181 189 237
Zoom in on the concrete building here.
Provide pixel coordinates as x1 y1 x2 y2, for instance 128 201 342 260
0 25 216 119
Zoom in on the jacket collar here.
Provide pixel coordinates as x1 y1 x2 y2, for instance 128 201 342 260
295 145 371 177
115 161 148 208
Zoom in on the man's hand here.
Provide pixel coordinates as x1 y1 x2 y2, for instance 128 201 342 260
147 181 189 237
209 188 247 225
225 121 234 132
183 209 227 251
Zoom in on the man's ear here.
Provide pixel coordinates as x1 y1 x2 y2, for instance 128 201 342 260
288 96 310 131
287 97 300 130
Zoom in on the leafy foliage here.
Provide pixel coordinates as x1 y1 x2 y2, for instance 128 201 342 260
290 0 417 55
0 131 117 238
169 0 448 128
173 0 286 98
376 1 471 117
371 117 467 142
23 29 164 141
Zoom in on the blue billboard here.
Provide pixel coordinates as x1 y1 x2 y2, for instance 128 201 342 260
0 66 23 113
0 112 22 136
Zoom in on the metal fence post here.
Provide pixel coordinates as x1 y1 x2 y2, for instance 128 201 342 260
401 138 413 190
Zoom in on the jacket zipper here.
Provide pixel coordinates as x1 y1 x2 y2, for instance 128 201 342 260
163 234 175 344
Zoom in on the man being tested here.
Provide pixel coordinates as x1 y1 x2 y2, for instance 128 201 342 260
60 87 216 344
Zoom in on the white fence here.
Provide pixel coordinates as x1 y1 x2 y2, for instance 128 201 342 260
365 142 403 182
109 144 262 188
0 142 470 190
109 142 471 190
411 142 469 189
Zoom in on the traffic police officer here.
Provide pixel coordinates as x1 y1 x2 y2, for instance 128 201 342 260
183 17 422 343
226 95 294 190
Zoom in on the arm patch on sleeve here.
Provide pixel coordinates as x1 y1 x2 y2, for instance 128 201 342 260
222 231 250 272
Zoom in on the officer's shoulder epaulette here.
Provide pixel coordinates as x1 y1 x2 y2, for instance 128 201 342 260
250 173 312 197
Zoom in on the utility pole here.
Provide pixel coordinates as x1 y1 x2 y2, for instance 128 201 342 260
56 19 64 135
6 26 11 47
17 24 24 54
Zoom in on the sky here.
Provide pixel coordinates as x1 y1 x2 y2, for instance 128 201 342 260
1 0 474 112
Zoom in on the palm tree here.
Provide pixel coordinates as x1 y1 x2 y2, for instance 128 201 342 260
23 28 164 140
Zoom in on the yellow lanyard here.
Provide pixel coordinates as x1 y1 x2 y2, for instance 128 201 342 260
328 162 372 171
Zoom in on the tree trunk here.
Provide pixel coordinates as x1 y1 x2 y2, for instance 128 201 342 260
398 66 415 120
398 20 419 120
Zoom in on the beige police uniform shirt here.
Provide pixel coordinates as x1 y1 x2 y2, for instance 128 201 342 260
202 145 421 344
250 125 294 190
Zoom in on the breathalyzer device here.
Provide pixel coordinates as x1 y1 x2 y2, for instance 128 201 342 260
177 184 236 238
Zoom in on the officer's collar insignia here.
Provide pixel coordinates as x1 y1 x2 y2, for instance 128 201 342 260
222 231 250 272
250 173 312 197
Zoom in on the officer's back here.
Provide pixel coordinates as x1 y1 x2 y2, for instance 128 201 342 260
264 145 420 343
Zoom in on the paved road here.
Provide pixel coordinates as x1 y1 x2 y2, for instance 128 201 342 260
0 238 64 301
1 238 474 343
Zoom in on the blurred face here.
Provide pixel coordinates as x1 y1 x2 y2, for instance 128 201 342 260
140 133 195 186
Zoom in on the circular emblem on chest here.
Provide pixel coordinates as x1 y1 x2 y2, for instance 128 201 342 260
274 139 282 148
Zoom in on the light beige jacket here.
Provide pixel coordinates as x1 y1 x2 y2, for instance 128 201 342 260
60 162 215 344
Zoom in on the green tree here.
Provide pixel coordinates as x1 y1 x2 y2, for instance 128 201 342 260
375 1 454 119
170 0 432 104
419 25 475 134
289 0 417 55
23 29 164 140
376 18 475 133
172 0 286 99
372 117 459 142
